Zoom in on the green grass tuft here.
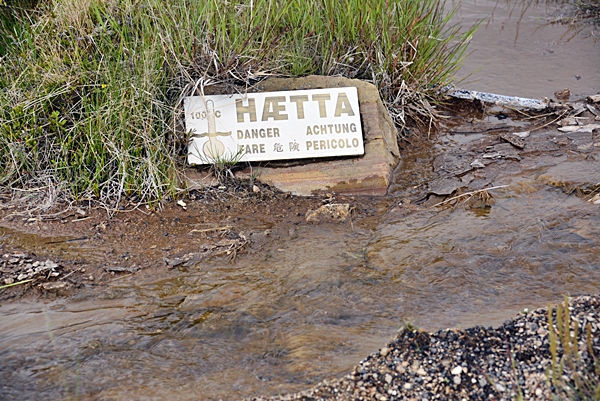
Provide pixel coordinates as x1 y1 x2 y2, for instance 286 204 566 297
548 296 600 400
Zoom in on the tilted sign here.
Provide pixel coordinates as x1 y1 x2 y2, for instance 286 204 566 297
184 87 364 164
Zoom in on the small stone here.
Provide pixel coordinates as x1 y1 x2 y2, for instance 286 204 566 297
496 383 506 392
451 366 463 375
380 347 390 357
453 376 461 385
4 278 14 285
554 88 570 99
396 365 406 374
535 388 542 396
306 204 351 223
470 159 485 168
417 368 427 376
403 383 412 390
252 185 261 193
513 131 530 138
385 374 392 384
42 282 68 291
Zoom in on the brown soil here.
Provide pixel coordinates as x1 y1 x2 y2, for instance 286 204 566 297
0 181 384 302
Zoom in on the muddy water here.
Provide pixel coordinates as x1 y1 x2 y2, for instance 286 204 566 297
2 162 600 400
2 2 600 401
452 0 600 99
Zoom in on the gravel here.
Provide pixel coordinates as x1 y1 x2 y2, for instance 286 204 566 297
0 252 63 286
251 295 600 401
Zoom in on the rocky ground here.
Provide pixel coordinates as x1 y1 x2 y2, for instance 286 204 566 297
252 295 600 401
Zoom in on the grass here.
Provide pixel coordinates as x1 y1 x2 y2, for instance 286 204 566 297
0 278 33 290
0 0 477 204
548 296 600 400
189 146 246 184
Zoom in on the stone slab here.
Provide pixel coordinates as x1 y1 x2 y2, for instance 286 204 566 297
537 161 600 193
185 75 399 196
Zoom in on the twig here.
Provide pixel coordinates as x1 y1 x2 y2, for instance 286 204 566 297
529 110 570 132
61 268 82 280
0 279 34 290
110 273 134 282
45 237 88 245
189 225 233 235
432 185 509 207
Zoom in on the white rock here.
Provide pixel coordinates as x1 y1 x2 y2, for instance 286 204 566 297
385 374 393 384
42 281 68 291
470 159 485 168
558 124 600 133
451 366 463 375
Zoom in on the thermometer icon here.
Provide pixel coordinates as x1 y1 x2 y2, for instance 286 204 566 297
191 100 232 159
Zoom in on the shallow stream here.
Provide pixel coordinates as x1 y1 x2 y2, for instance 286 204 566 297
1 0 599 400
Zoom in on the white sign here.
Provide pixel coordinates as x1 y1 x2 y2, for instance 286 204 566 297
184 87 364 164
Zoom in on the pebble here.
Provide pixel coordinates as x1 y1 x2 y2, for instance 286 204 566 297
250 295 600 401
0 252 63 287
